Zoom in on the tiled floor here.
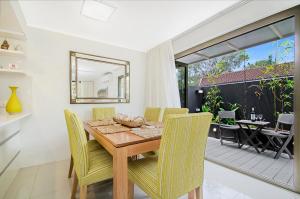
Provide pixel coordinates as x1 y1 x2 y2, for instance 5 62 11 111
4 160 300 199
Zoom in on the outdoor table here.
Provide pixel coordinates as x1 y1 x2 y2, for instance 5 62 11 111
236 120 270 153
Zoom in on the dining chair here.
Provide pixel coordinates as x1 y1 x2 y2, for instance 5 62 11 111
64 109 102 178
128 113 213 199
218 111 241 147
69 111 113 199
162 107 189 123
144 107 161 122
261 113 294 159
143 107 189 158
92 107 115 120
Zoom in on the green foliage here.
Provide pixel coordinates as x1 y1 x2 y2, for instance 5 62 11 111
202 86 223 120
188 50 249 86
249 43 294 121
247 55 275 68
201 104 211 112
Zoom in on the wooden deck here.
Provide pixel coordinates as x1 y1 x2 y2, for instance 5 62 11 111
205 137 294 190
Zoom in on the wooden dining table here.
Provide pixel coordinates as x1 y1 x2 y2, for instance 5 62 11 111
84 123 161 199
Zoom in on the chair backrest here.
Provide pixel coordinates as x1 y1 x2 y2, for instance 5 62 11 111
144 107 161 122
276 113 295 131
162 108 189 123
218 111 235 120
64 109 74 153
157 113 213 198
69 112 89 178
92 107 115 120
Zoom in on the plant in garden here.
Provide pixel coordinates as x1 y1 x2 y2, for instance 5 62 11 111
201 86 223 120
249 37 294 120
250 64 294 119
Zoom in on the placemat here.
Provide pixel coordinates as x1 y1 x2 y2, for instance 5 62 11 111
131 128 163 138
96 125 130 134
144 121 164 128
88 119 116 127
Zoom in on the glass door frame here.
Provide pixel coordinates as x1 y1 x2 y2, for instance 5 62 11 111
175 5 300 193
175 61 188 108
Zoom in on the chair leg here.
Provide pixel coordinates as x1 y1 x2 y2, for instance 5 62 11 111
274 137 293 159
71 173 78 199
80 185 87 199
261 140 270 152
195 187 203 199
188 189 195 199
128 180 134 199
220 132 223 145
68 156 73 178
235 131 240 148
188 187 202 199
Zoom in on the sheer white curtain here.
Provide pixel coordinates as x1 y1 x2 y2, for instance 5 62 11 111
145 40 181 108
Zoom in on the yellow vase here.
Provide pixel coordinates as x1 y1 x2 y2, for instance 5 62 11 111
6 86 22 114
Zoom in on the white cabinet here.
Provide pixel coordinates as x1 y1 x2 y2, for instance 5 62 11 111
0 113 30 198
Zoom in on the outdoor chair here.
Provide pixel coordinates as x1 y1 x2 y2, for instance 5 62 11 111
261 113 294 159
218 111 241 147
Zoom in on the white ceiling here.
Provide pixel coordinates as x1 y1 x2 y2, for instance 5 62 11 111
18 0 240 52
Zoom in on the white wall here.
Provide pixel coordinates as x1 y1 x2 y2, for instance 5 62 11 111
172 0 300 54
19 27 146 167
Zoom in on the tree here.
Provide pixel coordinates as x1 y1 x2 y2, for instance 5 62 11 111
188 50 249 86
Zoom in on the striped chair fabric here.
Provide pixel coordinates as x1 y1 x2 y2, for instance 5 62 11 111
65 110 113 198
162 108 189 123
144 107 161 122
64 110 102 178
92 107 116 120
128 113 213 199
143 107 189 158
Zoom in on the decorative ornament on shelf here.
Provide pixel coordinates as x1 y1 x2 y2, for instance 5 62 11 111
8 63 18 70
1 39 9 50
6 86 22 114
14 44 22 51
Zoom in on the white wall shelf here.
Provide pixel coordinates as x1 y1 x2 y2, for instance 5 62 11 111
0 49 25 57
0 28 26 41
0 69 27 76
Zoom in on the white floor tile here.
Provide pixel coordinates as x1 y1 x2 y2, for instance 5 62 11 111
30 160 72 198
4 166 38 199
4 159 300 199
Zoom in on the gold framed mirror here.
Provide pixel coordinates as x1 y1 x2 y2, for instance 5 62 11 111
69 51 130 104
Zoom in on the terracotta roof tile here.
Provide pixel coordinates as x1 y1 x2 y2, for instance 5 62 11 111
199 65 294 87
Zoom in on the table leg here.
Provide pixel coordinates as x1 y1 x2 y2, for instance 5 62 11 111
238 124 260 153
113 147 128 199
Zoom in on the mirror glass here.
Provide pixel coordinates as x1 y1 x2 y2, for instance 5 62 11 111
70 51 130 104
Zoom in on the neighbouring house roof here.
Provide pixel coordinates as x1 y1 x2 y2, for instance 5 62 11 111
199 64 294 87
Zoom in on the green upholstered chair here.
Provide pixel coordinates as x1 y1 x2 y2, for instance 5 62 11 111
144 107 161 122
66 110 113 199
64 110 102 178
92 107 116 120
128 113 213 199
162 108 189 123
143 107 189 158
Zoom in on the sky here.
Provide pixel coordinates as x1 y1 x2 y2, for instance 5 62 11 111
245 35 295 65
